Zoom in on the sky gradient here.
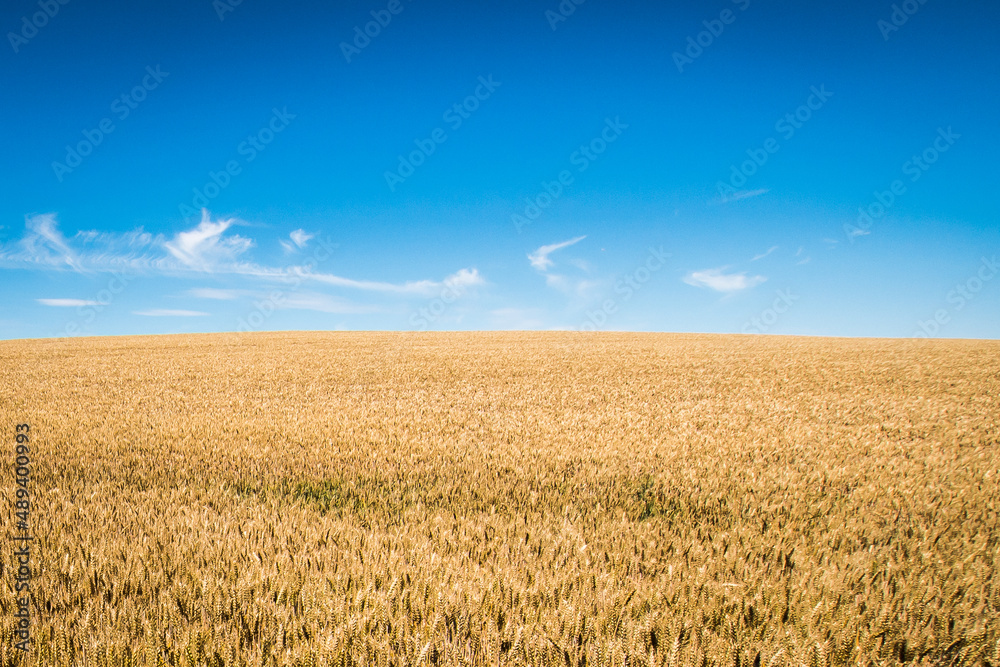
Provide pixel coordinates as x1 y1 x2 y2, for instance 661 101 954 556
2 0 998 339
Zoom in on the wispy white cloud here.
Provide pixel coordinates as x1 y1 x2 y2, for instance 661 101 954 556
527 236 599 300
280 228 315 253
4 221 162 273
1 211 484 302
443 267 485 290
305 272 430 294
290 229 313 249
280 293 381 314
185 287 380 314
308 267 484 296
133 309 210 317
188 287 242 300
720 188 770 204
74 228 159 250
37 298 103 307
751 245 778 261
543 273 603 299
16 213 86 271
164 210 253 270
528 236 586 271
1 212 231 274
683 268 766 292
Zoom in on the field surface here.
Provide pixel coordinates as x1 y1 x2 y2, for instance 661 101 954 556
1 332 998 667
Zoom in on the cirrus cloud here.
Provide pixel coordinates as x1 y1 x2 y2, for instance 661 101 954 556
133 309 210 317
683 267 766 292
164 210 253 270
37 298 103 307
528 235 587 271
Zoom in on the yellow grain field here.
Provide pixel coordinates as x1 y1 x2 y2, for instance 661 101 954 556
0 332 997 667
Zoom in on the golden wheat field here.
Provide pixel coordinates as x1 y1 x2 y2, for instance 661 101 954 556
0 332 998 667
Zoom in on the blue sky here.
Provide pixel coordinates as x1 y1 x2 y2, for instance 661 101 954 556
1 0 998 339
